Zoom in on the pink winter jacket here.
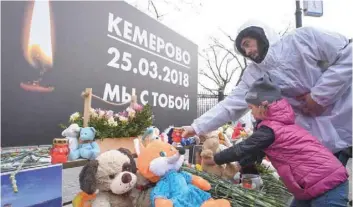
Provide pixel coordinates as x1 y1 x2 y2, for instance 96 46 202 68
259 98 348 200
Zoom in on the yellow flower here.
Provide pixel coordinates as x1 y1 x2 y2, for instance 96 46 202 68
69 112 80 122
195 164 203 171
240 130 248 137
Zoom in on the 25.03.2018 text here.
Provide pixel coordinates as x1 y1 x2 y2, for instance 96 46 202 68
107 47 189 88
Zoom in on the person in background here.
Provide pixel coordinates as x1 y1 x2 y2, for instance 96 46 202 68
182 20 352 166
213 74 349 207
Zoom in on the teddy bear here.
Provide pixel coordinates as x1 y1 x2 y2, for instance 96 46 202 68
198 130 231 149
69 127 100 161
73 148 138 207
61 123 81 151
133 138 231 207
200 138 240 180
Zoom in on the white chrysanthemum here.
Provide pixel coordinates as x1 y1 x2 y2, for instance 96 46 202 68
90 108 98 118
126 107 136 118
119 116 128 122
98 110 105 118
69 112 80 122
108 117 118 126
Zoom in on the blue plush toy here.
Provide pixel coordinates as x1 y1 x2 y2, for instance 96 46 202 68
141 126 160 146
181 137 196 146
69 127 100 160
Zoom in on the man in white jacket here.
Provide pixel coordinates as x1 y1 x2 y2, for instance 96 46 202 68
183 20 352 166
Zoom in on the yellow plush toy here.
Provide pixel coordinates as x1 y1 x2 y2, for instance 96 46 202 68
72 191 97 207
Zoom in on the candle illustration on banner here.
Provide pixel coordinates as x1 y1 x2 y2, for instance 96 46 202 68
21 0 55 93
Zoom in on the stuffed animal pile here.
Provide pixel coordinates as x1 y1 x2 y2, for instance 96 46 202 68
55 125 101 162
134 138 231 207
69 127 100 161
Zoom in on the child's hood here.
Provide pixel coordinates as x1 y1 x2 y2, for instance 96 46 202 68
266 99 295 125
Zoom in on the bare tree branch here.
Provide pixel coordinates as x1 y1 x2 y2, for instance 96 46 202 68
224 58 232 81
230 66 240 85
213 44 244 70
204 52 222 85
210 46 225 82
218 51 229 79
278 22 292 37
243 57 248 67
144 0 202 21
198 81 217 95
148 0 166 20
235 67 246 86
199 67 220 86
219 27 235 42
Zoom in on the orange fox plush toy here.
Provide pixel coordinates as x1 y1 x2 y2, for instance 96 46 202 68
133 138 230 207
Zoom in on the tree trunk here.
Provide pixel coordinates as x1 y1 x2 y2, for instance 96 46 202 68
218 88 225 102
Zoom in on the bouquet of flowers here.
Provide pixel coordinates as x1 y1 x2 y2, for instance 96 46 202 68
61 104 153 139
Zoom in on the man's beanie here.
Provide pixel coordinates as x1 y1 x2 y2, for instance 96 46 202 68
234 26 269 64
245 73 281 106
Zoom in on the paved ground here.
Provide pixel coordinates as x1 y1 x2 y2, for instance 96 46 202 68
63 159 352 206
63 167 83 206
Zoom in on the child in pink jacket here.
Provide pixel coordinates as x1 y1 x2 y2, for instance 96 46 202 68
214 74 349 206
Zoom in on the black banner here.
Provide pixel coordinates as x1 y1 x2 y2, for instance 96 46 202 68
1 1 198 147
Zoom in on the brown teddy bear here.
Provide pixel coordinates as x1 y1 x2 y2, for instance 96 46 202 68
199 129 232 148
77 148 138 207
200 138 240 180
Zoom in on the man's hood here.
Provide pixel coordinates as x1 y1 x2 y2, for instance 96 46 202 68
234 20 281 64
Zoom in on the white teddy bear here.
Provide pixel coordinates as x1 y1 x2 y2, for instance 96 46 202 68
62 123 81 151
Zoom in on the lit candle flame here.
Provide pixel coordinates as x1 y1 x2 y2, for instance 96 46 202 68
24 0 54 69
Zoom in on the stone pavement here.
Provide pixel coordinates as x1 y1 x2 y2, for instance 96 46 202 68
63 166 82 206
62 159 352 206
